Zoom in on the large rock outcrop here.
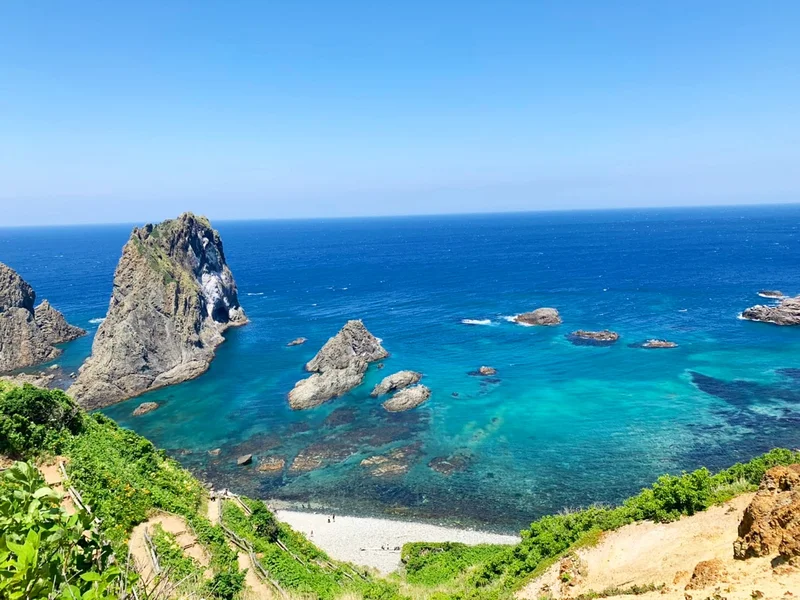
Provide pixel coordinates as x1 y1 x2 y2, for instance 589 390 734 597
0 262 86 373
371 370 422 397
733 464 800 560
382 384 431 412
742 296 800 326
69 213 246 409
288 320 387 410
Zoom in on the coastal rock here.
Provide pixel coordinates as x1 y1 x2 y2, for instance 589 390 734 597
256 456 285 473
512 307 562 326
469 365 497 376
208 448 221 456
237 454 253 466
0 262 85 373
287 337 307 347
69 213 247 409
382 385 431 412
758 290 784 299
132 402 159 416
734 464 800 560
428 452 471 475
0 370 57 389
371 370 422 397
636 339 678 349
288 320 387 410
685 559 725 590
741 296 800 326
34 300 86 344
360 444 422 477
567 329 620 346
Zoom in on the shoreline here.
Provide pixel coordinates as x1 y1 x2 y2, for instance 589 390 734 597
273 508 520 574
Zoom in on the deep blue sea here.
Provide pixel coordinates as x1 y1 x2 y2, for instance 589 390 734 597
2 206 800 532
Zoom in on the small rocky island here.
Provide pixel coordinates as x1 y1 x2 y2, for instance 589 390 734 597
0 262 85 373
371 370 422 397
742 295 800 326
288 320 388 409
631 339 678 349
69 213 247 409
511 307 562 326
567 329 620 346
382 384 431 412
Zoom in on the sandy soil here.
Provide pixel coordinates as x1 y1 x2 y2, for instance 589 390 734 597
275 509 520 574
518 492 800 600
38 458 76 514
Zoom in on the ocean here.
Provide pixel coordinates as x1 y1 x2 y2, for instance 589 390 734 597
2 206 800 532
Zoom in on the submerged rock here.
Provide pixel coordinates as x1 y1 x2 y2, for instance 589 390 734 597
567 330 620 346
0 262 86 373
69 213 247 409
428 452 472 475
742 296 800 326
382 385 431 412
734 464 800 560
132 402 159 416
360 444 422 477
256 456 285 473
288 320 387 410
512 308 562 326
371 370 422 397
287 337 307 347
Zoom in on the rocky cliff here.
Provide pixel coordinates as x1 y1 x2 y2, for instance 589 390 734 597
288 320 387 409
69 213 246 409
0 262 86 373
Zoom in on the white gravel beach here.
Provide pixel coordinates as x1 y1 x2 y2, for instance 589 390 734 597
274 509 520 574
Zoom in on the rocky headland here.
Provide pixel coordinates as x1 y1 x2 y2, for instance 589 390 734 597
68 213 247 409
567 329 620 346
0 262 86 373
382 384 431 412
288 320 388 410
741 295 800 326
511 307 562 326
370 370 422 397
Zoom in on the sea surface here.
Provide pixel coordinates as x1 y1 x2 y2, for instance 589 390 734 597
2 206 800 532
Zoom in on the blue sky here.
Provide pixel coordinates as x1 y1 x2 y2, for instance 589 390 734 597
1 1 799 226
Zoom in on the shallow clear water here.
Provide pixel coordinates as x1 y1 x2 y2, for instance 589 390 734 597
2 206 800 532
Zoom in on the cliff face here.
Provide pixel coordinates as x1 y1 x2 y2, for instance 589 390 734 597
0 262 86 373
69 213 246 409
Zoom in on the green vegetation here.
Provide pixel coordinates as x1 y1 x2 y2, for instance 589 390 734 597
2 381 799 600
0 461 128 599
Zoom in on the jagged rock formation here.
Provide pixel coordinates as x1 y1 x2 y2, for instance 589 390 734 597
288 320 387 410
371 370 422 397
567 329 620 346
734 464 800 560
382 384 431 412
741 296 800 326
631 339 678 349
69 213 247 409
512 308 562 326
0 262 86 373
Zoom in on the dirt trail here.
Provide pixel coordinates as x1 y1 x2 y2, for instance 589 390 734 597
518 492 800 600
38 458 76 514
208 496 275 599
129 513 212 583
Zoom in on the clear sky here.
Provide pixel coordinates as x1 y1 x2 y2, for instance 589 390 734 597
1 1 799 226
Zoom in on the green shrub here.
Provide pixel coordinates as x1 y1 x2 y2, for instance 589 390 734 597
0 384 83 458
150 523 200 582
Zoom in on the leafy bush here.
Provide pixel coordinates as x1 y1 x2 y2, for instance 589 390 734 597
250 501 279 542
402 541 507 586
0 461 128 599
150 523 200 582
0 384 83 458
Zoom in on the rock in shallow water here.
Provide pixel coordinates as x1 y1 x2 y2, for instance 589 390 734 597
287 337 307 346
371 370 422 397
132 402 159 416
237 454 253 466
742 296 800 326
512 307 562 326
567 329 620 346
69 213 247 409
632 339 678 349
288 320 387 409
382 384 431 412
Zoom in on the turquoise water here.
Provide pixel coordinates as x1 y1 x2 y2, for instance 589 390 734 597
2 207 800 532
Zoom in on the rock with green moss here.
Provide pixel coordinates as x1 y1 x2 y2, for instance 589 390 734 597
69 213 247 409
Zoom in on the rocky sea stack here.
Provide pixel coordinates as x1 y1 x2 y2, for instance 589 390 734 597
288 320 387 410
371 370 422 397
0 262 86 373
512 307 562 326
69 213 247 409
741 296 800 326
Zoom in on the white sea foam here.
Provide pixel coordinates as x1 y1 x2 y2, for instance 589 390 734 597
89 317 106 324
246 292 264 296
461 319 493 326
502 315 533 326
757 292 785 300
678 309 688 313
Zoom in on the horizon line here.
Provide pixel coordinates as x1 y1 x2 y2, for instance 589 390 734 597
2 200 799 229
